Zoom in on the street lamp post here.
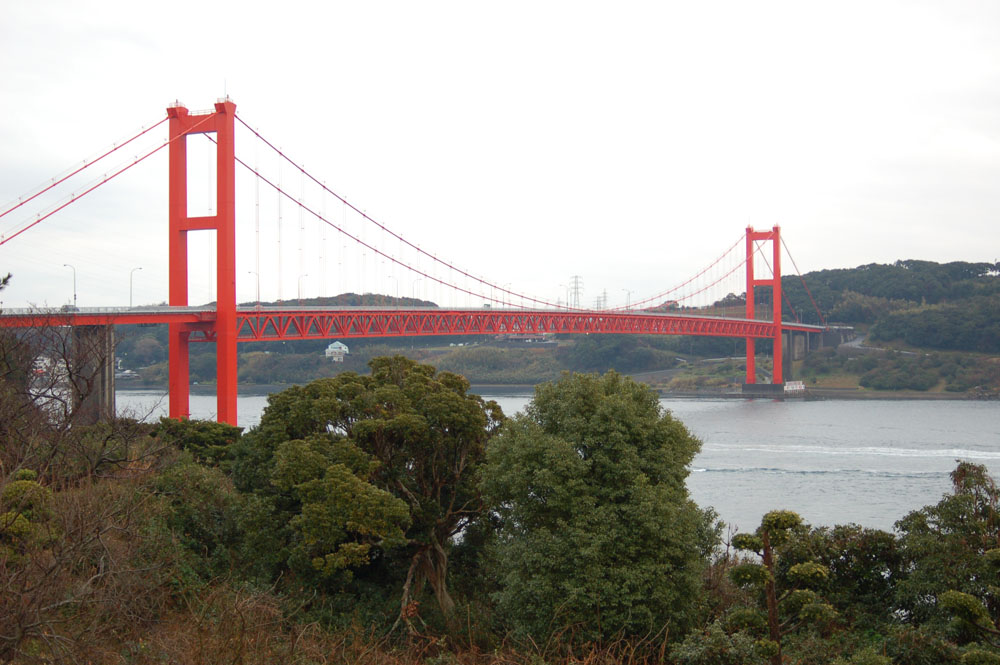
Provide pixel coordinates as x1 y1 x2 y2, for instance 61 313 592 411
297 274 309 303
387 275 399 302
248 271 260 307
411 278 422 299
129 267 142 308
62 264 76 308
622 288 632 311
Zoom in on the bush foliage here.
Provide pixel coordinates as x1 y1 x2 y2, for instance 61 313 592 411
482 371 714 642
4 336 1000 663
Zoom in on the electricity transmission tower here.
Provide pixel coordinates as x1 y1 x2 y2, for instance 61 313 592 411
570 275 583 308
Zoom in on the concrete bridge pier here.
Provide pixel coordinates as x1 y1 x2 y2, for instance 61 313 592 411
781 330 815 381
71 325 115 425
778 327 855 387
745 329 838 397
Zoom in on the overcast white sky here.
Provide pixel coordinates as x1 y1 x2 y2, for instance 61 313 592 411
1 1 998 310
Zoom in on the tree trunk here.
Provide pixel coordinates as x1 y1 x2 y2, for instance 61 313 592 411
762 530 782 665
421 537 455 617
395 537 456 634
394 555 421 635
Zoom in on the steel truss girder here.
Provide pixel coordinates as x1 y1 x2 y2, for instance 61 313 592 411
0 309 822 339
230 309 782 342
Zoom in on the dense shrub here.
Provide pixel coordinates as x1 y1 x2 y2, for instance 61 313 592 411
482 371 715 643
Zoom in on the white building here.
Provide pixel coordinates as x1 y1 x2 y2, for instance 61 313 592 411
324 341 349 362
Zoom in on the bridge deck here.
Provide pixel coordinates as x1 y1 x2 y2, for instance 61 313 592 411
0 306 827 340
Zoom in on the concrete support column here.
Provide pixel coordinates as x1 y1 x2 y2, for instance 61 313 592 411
72 325 115 424
782 331 794 382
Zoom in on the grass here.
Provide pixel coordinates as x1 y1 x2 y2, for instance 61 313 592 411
805 372 862 390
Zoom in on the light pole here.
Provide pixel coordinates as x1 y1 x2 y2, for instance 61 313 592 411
387 275 399 301
622 288 632 311
248 271 260 307
297 274 309 303
129 266 142 308
411 278 422 300
62 264 76 308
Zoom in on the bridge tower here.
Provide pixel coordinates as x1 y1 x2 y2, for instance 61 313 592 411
166 100 238 424
745 225 783 386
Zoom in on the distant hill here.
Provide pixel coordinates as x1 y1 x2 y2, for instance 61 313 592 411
779 260 999 322
776 260 1000 353
227 292 437 308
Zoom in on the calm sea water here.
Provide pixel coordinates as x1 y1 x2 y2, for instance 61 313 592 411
117 388 999 533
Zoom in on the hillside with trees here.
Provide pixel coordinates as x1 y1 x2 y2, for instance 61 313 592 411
780 259 999 331
6 343 1000 663
773 259 1000 395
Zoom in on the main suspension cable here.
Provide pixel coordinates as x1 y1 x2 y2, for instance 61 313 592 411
609 234 745 311
226 145 572 310
235 115 571 310
0 114 212 247
780 235 827 326
671 240 768 312
0 117 167 222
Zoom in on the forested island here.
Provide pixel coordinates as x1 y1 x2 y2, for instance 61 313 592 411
116 258 1000 397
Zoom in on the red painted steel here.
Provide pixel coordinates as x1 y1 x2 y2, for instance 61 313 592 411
0 308 824 337
745 228 756 382
166 100 238 424
214 101 238 426
231 309 793 341
772 228 783 384
167 105 190 419
0 311 212 328
744 226 783 385
0 305 824 427
0 102 823 424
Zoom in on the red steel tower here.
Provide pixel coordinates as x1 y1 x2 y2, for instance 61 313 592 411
745 225 783 385
166 100 238 424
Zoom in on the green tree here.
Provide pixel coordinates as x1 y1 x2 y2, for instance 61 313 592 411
939 586 1000 648
232 356 503 631
871 295 1000 353
152 461 244 580
729 511 837 665
0 469 55 564
270 435 411 585
788 524 902 625
557 335 679 373
481 371 715 643
671 620 763 664
129 336 166 367
153 417 242 468
896 463 1000 629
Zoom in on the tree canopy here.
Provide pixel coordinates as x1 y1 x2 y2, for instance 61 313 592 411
482 371 716 642
232 355 503 631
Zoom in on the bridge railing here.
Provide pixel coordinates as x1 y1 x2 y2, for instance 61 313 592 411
0 306 212 316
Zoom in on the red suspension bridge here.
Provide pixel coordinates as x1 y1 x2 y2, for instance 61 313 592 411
0 99 831 425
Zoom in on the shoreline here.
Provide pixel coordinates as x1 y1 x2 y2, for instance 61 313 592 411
116 381 993 401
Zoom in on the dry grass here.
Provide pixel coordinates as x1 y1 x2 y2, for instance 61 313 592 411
808 372 861 389
123 615 676 665
1 474 179 664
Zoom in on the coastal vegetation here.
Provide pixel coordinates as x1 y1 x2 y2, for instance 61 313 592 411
1 269 999 662
798 347 1000 394
780 259 1000 326
3 256 1000 660
3 336 1000 661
